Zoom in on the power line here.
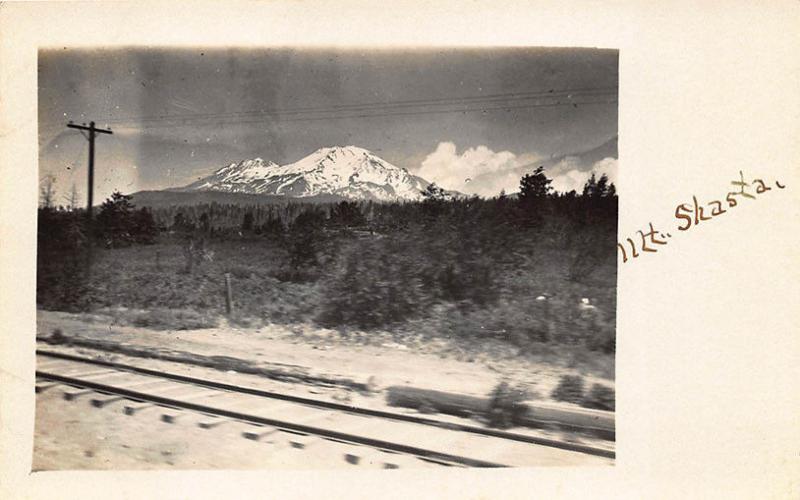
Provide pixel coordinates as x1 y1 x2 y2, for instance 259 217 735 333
96 86 616 125
120 97 618 130
37 87 616 129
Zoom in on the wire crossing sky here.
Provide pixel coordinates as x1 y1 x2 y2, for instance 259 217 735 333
41 86 617 128
38 47 618 201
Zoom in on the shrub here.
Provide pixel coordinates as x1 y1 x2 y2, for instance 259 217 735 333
316 237 425 329
36 207 91 311
181 237 211 274
260 215 285 239
49 328 66 344
285 209 326 274
587 322 616 354
226 265 252 280
328 201 366 228
486 380 533 429
551 374 585 404
242 211 255 232
131 208 158 245
582 383 615 411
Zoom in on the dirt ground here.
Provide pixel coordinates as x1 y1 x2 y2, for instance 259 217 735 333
33 387 410 470
37 310 614 401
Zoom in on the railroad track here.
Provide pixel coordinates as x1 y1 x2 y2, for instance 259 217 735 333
35 350 613 468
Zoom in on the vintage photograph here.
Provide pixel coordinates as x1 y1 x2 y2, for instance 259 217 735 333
35 47 618 469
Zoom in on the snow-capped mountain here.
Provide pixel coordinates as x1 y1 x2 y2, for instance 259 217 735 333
181 146 431 202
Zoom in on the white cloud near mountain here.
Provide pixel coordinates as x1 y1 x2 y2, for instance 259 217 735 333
417 141 618 197
549 156 618 194
416 142 539 197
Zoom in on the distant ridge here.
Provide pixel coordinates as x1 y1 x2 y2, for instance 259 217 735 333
129 190 347 209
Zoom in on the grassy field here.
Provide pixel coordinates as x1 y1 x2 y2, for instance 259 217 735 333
76 233 615 376
87 238 317 326
38 194 617 379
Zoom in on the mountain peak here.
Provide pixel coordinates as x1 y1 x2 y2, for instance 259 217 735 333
318 145 364 153
180 146 430 201
310 145 379 164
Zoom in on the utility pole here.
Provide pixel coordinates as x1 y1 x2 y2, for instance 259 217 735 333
67 121 113 218
67 121 113 272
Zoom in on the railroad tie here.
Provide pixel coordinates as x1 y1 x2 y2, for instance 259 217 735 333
379 453 436 469
124 387 200 417
242 425 280 441
124 401 155 415
160 411 186 424
35 383 58 394
62 387 95 401
274 410 340 449
285 430 319 449
338 445 431 469
341 446 395 468
160 391 226 423
197 416 228 429
91 394 127 408
286 413 382 451
284 431 322 450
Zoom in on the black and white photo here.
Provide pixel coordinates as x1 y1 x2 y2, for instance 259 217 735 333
35 46 618 469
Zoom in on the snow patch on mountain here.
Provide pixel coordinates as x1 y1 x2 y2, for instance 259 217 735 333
181 146 430 202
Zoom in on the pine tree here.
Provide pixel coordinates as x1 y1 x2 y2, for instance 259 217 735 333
96 191 137 247
517 166 553 226
132 208 158 244
39 174 57 209
287 209 325 273
595 173 610 197
242 211 254 233
63 183 79 211
519 166 552 201
199 212 211 234
172 211 195 233
582 173 598 197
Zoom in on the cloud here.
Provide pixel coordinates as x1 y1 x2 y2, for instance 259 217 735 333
416 142 539 197
416 141 618 197
549 156 618 194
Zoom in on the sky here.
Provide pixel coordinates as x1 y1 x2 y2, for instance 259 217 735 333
38 47 618 203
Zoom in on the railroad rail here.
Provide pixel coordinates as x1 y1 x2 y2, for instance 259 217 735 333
35 350 614 468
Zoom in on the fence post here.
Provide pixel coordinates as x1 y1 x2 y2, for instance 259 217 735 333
224 273 233 315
